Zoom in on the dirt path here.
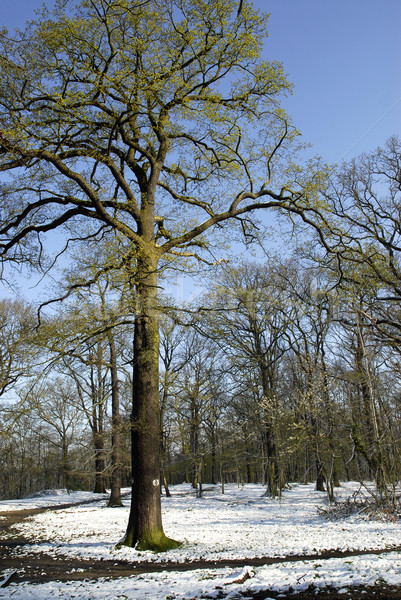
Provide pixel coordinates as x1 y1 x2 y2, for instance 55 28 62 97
2 542 401 584
240 586 401 599
1 500 401 599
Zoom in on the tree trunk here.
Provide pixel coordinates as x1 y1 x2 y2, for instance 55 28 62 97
211 437 217 485
355 323 387 495
62 439 71 493
160 378 171 497
259 360 280 497
122 257 180 551
162 471 171 497
320 352 341 487
262 424 278 497
93 440 107 494
92 346 107 494
108 333 122 507
315 460 326 492
190 399 200 489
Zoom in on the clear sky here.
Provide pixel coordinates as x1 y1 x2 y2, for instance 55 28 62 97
258 0 401 163
2 0 400 164
0 0 400 300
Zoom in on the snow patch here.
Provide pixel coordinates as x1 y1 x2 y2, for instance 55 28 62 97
1 482 400 599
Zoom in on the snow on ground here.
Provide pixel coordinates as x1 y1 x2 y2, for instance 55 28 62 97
2 553 401 600
4 482 399 563
0 488 111 511
1 482 401 599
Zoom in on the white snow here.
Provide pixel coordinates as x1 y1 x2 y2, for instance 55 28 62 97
1 482 400 599
0 488 110 511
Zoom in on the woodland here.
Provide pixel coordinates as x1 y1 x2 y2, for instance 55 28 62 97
0 0 400 553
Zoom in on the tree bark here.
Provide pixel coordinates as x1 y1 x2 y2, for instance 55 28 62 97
108 332 122 507
315 460 326 492
355 320 388 497
91 345 107 494
93 441 107 494
160 373 171 497
122 256 180 551
62 439 71 492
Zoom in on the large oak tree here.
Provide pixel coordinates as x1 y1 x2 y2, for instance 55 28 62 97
0 0 325 549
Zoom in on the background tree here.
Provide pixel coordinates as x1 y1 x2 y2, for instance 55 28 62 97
171 330 222 496
158 316 190 496
277 262 340 498
0 298 34 397
201 262 291 496
1 253 401 503
303 136 401 502
23 379 83 492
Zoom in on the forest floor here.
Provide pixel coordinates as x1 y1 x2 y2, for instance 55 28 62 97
0 483 400 599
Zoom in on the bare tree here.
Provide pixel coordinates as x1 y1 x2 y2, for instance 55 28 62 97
0 298 34 396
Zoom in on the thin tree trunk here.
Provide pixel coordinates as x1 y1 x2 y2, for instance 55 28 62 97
92 347 107 494
160 376 171 497
355 319 388 498
211 432 217 485
93 440 106 493
62 439 71 493
259 360 280 497
190 401 200 489
93 409 106 494
320 350 341 487
162 471 171 497
108 332 122 507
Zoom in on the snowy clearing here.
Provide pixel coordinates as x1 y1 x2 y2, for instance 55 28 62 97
1 482 401 599
0 488 111 512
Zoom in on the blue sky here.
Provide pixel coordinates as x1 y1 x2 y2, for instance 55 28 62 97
1 0 400 299
259 0 401 163
2 0 400 164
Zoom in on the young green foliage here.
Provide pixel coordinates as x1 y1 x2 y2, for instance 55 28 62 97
0 0 326 550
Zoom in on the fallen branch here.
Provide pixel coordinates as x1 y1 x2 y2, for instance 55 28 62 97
0 570 17 588
224 566 255 585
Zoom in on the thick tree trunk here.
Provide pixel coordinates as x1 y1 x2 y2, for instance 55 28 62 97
262 426 278 497
121 258 180 551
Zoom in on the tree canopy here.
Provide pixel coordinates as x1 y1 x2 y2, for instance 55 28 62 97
0 0 315 274
0 0 329 550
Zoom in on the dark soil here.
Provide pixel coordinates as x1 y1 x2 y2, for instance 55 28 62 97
1 499 400 599
221 585 401 599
